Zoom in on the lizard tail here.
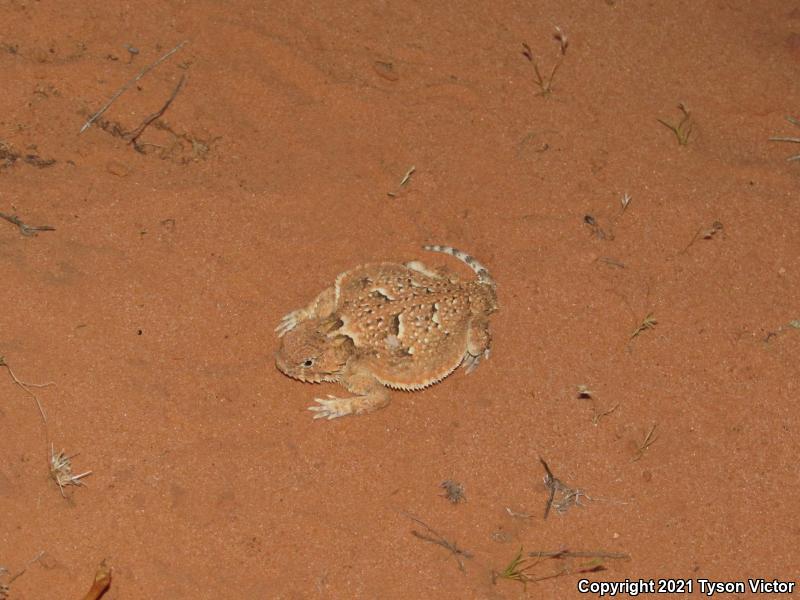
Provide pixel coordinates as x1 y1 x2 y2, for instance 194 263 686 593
423 244 495 286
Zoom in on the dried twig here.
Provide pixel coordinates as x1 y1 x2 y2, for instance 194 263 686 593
681 220 723 253
540 458 558 519
0 142 56 169
769 116 800 161
0 211 55 237
576 385 618 424
540 457 588 519
630 313 657 340
597 256 625 269
592 402 619 425
526 564 605 584
583 214 612 240
0 355 52 422
0 550 45 598
81 559 112 600
128 75 186 150
632 423 658 462
505 506 532 519
387 165 416 197
80 40 188 133
406 514 473 572
528 549 630 560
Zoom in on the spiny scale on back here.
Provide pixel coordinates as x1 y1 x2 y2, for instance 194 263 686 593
274 244 498 419
333 245 495 388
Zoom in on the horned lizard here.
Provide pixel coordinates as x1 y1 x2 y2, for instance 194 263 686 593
275 245 498 420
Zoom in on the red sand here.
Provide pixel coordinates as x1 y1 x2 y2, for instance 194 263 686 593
1 1 798 597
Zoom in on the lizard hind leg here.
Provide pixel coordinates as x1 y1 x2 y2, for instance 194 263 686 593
461 319 492 374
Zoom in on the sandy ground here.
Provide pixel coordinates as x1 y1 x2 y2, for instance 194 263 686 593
1 1 798 598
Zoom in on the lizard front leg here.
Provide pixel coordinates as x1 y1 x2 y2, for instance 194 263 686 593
308 361 391 420
275 286 336 337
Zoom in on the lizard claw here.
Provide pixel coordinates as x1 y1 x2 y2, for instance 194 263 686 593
275 310 304 337
308 396 350 420
462 352 481 374
462 348 491 374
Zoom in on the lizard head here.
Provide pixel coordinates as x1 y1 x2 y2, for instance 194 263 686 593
275 318 352 383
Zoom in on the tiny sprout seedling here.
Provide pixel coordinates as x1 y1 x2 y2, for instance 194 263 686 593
658 103 693 146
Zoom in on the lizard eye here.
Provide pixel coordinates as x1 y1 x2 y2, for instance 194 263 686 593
303 358 314 368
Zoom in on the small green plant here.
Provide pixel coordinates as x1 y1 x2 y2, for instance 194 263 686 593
658 103 693 145
495 547 627 587
521 26 568 96
497 547 536 584
769 116 800 161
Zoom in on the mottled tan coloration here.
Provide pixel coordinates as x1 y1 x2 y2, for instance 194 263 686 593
275 245 497 419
